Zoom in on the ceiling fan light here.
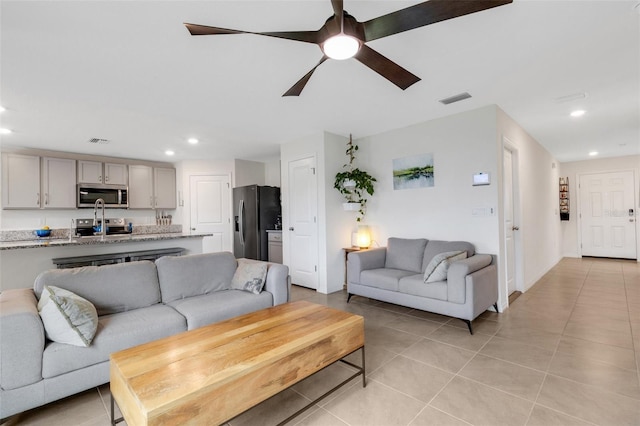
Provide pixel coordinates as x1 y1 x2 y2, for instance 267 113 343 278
322 34 360 60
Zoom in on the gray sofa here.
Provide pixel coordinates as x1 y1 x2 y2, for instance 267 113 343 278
347 238 498 333
0 251 289 419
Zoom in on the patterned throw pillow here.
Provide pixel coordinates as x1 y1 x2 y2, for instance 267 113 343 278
231 259 268 294
423 251 467 283
38 285 98 347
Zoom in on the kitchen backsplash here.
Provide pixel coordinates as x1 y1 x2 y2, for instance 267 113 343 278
0 224 183 242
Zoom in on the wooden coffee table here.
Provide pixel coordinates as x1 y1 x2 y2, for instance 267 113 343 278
110 301 365 425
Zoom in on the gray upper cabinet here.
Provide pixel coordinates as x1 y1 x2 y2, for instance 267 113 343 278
128 165 176 209
2 153 41 209
154 167 176 209
42 157 76 209
128 165 154 209
78 161 128 185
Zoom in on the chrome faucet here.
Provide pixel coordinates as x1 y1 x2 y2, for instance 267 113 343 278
93 198 106 239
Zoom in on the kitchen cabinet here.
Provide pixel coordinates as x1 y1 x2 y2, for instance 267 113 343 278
154 167 176 209
78 160 128 185
42 157 76 208
2 153 41 209
267 231 283 264
128 165 154 208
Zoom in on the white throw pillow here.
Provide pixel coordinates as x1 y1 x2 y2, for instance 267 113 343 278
38 286 98 347
231 259 268 295
423 251 467 283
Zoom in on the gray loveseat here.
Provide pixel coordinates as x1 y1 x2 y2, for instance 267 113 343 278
0 251 289 419
347 238 497 333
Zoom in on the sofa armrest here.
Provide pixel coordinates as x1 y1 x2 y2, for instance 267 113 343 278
446 254 493 304
264 263 290 305
0 289 45 390
347 248 387 284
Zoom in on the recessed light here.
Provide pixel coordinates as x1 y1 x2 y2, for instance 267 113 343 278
0 128 12 134
589 151 598 156
165 150 175 156
0 106 5 113
570 110 586 117
188 138 199 145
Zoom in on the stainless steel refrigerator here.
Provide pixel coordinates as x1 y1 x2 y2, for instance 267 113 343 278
233 185 281 261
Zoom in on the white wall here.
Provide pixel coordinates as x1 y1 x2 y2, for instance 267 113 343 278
497 108 562 294
234 159 266 188
265 160 281 187
559 155 640 259
359 106 501 252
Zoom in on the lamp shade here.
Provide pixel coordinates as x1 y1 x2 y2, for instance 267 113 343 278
322 34 360 60
357 225 371 249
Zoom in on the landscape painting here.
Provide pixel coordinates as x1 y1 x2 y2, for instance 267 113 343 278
392 153 434 190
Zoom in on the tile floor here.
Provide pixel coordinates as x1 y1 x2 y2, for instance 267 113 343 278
3 257 639 426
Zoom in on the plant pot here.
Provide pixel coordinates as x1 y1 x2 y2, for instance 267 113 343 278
342 179 356 189
343 202 361 211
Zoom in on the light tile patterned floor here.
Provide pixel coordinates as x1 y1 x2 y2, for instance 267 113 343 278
3 257 639 426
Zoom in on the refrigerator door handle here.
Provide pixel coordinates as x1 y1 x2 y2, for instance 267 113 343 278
239 200 245 245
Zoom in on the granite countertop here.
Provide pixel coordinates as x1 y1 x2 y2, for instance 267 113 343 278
0 233 210 250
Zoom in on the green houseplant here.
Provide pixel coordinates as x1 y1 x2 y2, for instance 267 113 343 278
334 135 376 222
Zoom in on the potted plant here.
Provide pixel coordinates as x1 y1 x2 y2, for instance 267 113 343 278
334 135 376 222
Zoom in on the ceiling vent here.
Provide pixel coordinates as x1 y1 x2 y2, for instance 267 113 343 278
439 92 472 105
554 92 588 103
87 138 110 144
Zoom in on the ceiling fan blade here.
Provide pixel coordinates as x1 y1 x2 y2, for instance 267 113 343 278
362 0 512 42
283 56 328 97
184 23 320 44
331 0 343 19
354 44 420 90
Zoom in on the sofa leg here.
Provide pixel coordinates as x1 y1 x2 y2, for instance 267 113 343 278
493 302 499 312
463 319 474 335
347 293 353 303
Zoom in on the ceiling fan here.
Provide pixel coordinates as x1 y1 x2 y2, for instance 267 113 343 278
184 0 512 97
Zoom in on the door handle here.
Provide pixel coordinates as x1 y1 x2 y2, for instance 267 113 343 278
191 227 196 231
512 226 519 231
289 227 294 231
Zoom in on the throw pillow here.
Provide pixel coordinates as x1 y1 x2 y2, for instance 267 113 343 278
37 286 98 347
423 251 467 283
231 259 268 295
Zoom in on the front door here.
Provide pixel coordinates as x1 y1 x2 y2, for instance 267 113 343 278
287 157 318 289
189 175 232 253
579 171 637 259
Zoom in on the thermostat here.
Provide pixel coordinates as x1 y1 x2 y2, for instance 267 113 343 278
473 172 490 186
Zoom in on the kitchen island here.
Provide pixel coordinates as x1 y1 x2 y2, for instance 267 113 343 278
0 233 210 291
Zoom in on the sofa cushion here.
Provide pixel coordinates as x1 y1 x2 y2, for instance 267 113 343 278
385 238 428 273
168 289 274 330
360 268 415 292
423 251 468 283
156 252 236 303
38 286 98 347
422 241 475 272
42 304 186 379
399 275 448 301
231 259 268 294
34 261 161 316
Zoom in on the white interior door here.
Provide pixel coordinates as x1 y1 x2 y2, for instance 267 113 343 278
580 171 637 259
189 175 231 253
503 148 517 296
287 157 318 289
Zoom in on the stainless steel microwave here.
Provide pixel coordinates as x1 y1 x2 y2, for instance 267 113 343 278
77 184 128 208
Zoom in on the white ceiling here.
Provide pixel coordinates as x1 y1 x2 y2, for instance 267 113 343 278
1 1 638 164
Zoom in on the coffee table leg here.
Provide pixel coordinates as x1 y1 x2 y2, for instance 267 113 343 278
361 346 367 387
111 394 124 425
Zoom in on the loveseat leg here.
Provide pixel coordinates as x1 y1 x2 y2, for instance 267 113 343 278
347 293 353 303
463 319 474 335
493 302 499 312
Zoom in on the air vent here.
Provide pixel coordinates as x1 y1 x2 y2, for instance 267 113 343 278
87 138 110 144
439 92 472 105
554 92 587 103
